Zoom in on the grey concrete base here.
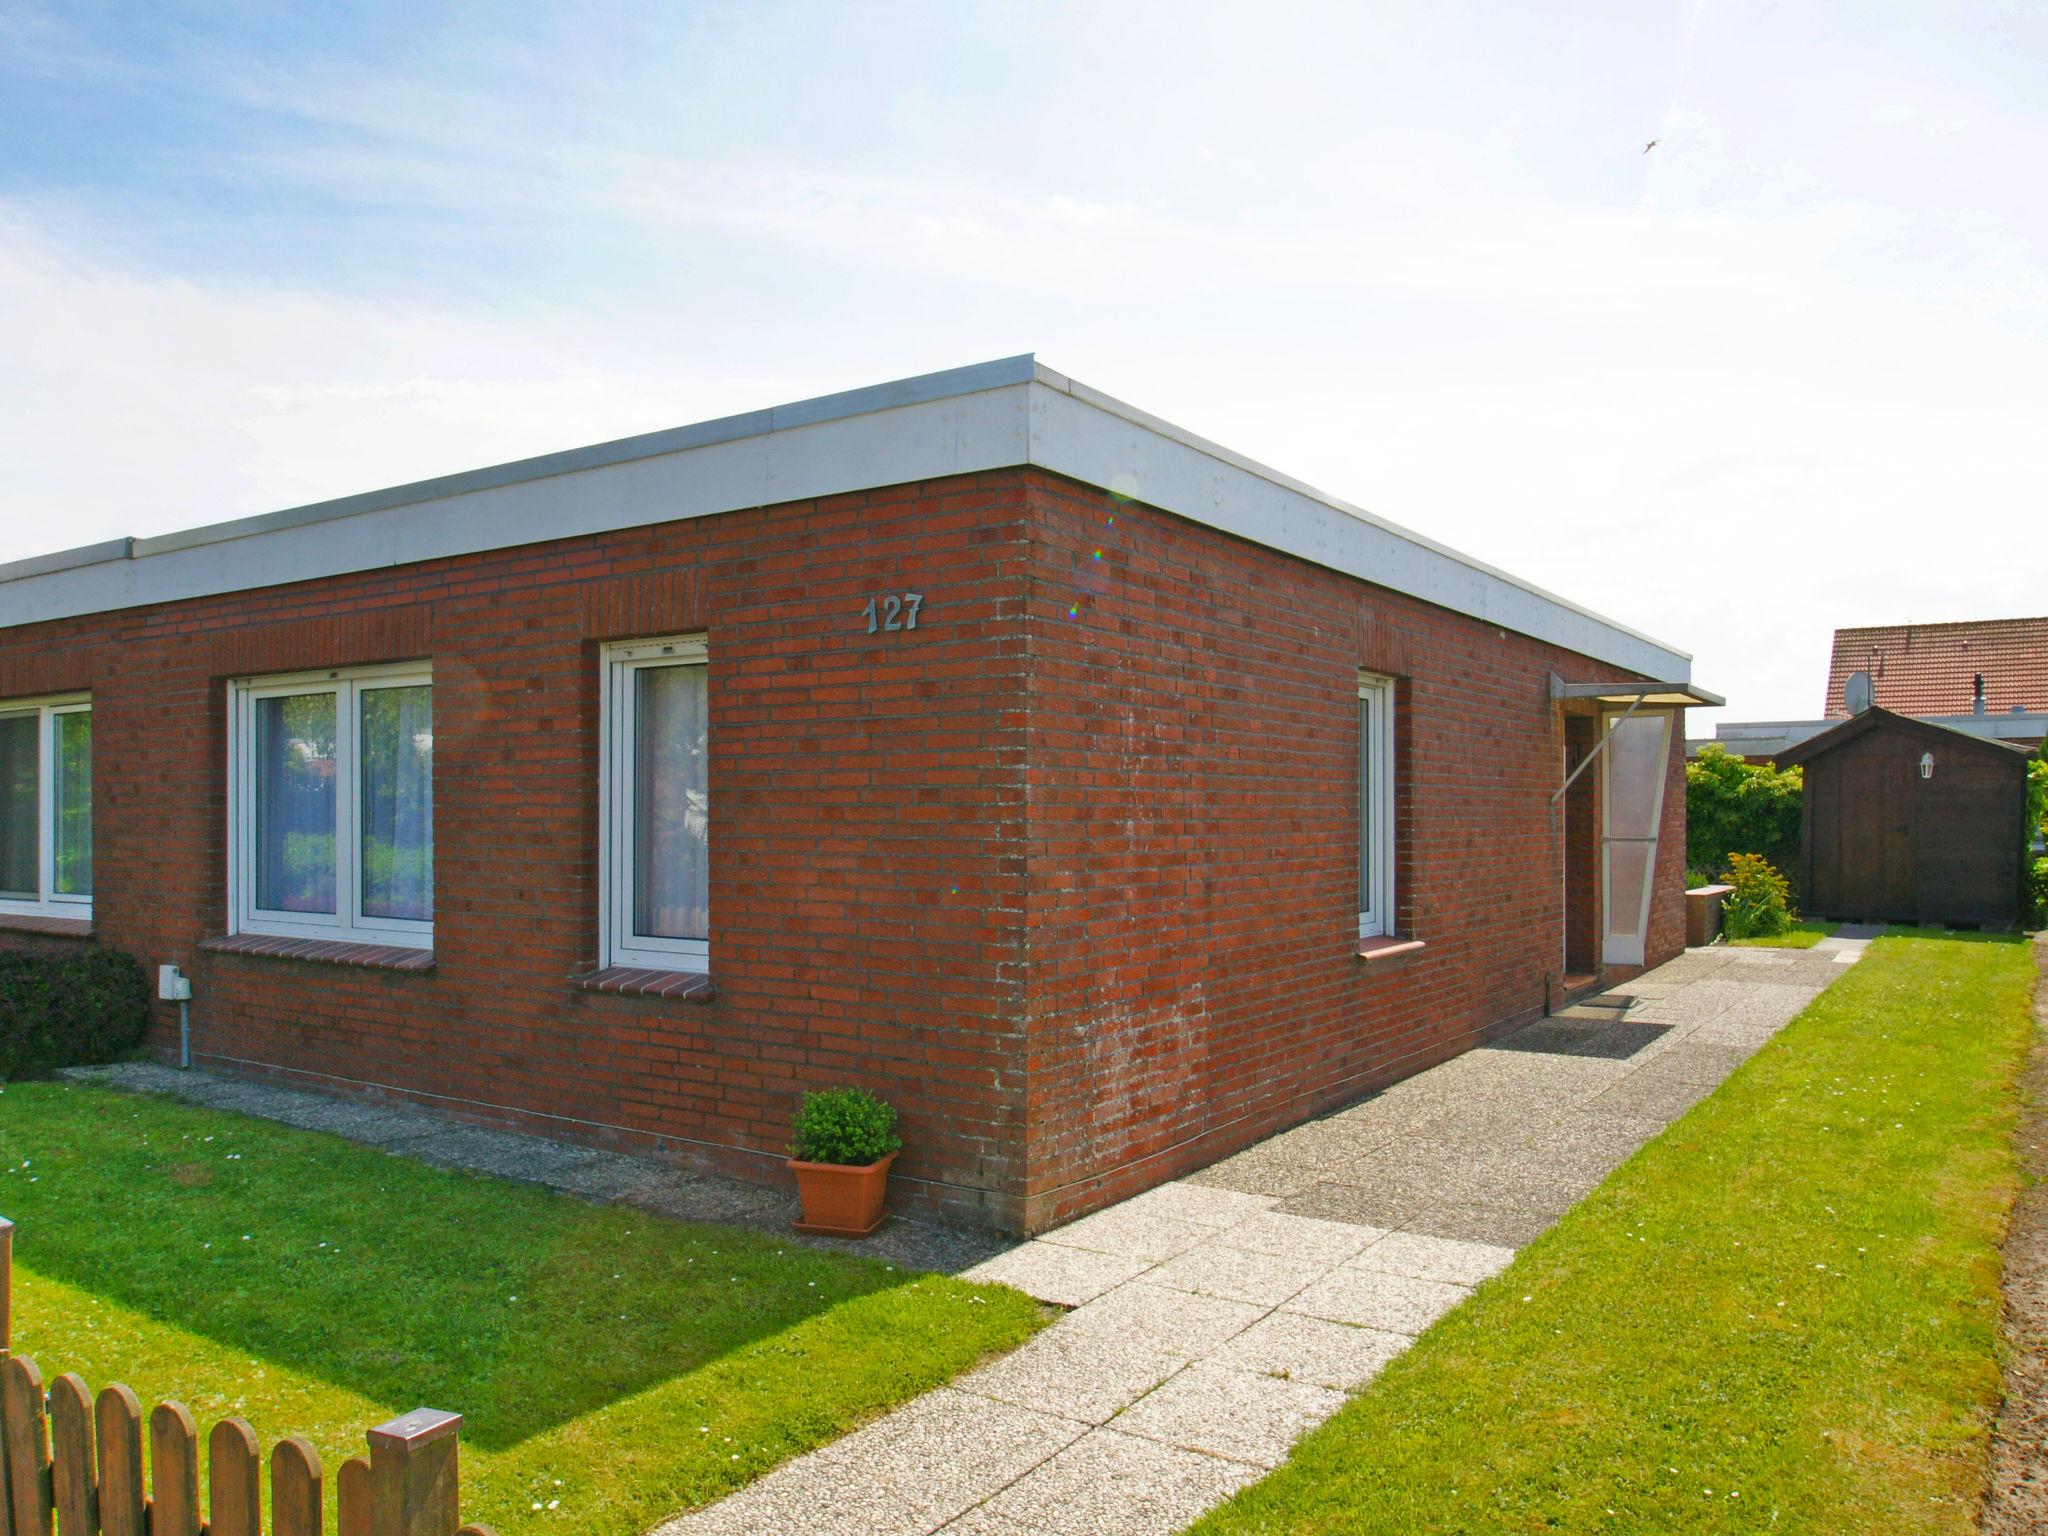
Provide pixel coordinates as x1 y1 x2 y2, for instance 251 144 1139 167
55 1061 1006 1274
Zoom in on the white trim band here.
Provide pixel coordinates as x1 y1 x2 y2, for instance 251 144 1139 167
0 357 1689 678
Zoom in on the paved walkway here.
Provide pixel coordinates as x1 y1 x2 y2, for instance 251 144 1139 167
660 939 1860 1536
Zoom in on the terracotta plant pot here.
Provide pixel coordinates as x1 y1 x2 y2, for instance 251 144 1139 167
788 1150 897 1238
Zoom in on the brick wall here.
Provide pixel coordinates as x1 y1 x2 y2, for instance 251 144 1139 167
0 464 1688 1234
0 474 1035 1228
1014 473 1685 1228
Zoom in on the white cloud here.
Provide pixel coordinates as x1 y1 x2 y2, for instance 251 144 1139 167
2 1 2045 732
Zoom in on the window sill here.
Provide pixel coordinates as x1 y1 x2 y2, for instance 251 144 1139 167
0 914 95 941
1356 935 1427 964
575 966 717 1001
200 934 435 972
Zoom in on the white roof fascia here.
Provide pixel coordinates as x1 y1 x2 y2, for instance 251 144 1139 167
0 354 1688 677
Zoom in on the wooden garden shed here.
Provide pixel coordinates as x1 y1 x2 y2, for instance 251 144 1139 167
1779 707 2031 927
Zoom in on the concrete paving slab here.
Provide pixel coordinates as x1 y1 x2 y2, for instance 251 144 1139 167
1212 1210 1383 1267
1275 1179 1423 1231
1255 1115 1402 1165
1114 1182 1279 1229
1400 1201 1556 1247
1645 1040 1754 1087
1353 1231 1514 1286
961 1241 1155 1307
1212 1311 1411 1391
811 1389 1087 1524
1060 1282 1266 1355
957 1326 1188 1426
1180 1143 1330 1199
1462 1156 1599 1216
1287 1265 1472 1335
1145 1240 1324 1307
1038 1205 1214 1264
952 1429 1258 1536
1111 1360 1345 1468
655 1456 937 1536
1587 1070 1716 1123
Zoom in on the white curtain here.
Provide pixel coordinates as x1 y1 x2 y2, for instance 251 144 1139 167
633 664 709 940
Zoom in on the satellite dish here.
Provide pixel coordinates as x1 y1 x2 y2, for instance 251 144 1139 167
1844 670 1873 714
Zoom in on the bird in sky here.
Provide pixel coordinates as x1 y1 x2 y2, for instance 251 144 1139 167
1643 138 1659 153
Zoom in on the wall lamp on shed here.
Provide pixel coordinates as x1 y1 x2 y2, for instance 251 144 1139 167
1919 751 1935 780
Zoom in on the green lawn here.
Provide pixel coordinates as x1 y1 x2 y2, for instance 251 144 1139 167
0 1083 1040 1536
1730 919 1838 949
1192 929 2036 1535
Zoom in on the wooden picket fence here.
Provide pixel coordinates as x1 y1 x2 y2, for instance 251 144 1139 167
0 1218 495 1536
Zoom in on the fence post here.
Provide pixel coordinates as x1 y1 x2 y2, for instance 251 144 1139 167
0 1215 14 1357
93 1387 145 1536
0 1217 12 1536
270 1437 322 1536
2 1356 51 1536
47 1376 95 1536
147 1402 200 1536
367 1410 461 1536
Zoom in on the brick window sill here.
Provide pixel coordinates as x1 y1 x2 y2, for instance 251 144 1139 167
0 914 95 941
199 934 436 972
574 966 717 1001
1356 935 1427 964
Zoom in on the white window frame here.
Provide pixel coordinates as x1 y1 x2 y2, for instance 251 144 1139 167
1358 672 1397 940
227 662 434 948
599 635 710 973
0 693 93 920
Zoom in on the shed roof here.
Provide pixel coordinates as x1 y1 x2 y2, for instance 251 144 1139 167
1775 705 2036 770
1825 617 2048 718
0 356 1690 680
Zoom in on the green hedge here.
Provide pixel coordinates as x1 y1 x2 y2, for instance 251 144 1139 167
1686 745 1802 887
0 948 150 1078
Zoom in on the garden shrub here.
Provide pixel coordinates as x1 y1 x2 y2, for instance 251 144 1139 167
2026 756 2048 928
1721 853 1794 940
790 1087 902 1166
0 948 150 1078
1686 745 1802 887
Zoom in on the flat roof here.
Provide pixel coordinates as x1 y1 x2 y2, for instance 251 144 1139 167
0 355 1691 678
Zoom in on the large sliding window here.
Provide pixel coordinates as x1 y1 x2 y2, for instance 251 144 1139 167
1357 672 1396 939
600 636 709 972
229 664 433 947
0 695 92 920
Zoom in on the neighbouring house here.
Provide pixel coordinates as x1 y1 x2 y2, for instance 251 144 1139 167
0 357 1715 1233
1697 616 2048 761
1777 708 2031 928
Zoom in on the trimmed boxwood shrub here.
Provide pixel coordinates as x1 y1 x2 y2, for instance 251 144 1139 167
790 1087 902 1166
0 948 150 1078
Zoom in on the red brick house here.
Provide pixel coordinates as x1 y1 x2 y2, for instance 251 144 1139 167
0 358 1714 1232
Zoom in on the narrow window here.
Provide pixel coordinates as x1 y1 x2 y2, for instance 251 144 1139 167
0 696 92 919
1357 673 1396 939
229 665 432 946
601 635 709 972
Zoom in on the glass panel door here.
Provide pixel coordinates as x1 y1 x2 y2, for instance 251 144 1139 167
1600 710 1672 966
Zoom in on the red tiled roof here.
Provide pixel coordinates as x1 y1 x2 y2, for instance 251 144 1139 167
1824 617 2048 718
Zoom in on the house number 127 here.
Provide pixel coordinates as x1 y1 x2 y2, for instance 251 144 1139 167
862 593 924 633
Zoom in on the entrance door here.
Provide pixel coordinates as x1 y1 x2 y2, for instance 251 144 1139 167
1600 710 1672 966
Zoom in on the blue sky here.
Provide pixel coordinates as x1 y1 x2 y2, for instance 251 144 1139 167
2 1 2043 723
